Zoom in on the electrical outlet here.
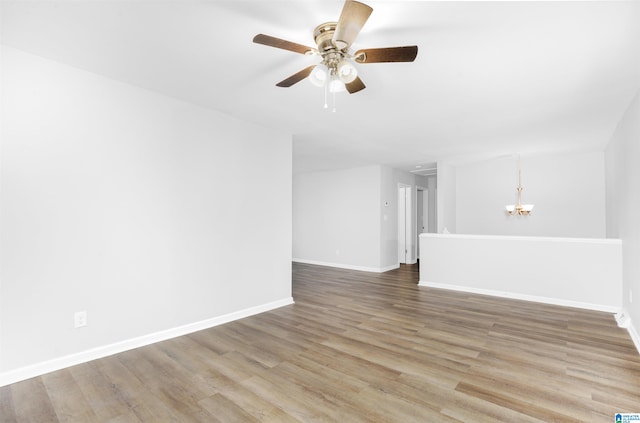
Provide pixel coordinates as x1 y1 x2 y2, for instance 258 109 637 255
74 311 87 328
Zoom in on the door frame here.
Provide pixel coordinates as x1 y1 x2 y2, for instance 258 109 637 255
416 185 428 259
397 184 413 264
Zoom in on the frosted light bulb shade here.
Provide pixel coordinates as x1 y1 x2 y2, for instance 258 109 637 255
505 205 515 213
337 60 358 83
329 78 346 93
522 204 534 212
309 63 328 87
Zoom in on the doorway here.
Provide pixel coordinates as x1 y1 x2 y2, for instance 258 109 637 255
416 187 428 258
398 184 412 264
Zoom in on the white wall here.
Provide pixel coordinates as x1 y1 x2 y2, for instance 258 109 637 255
426 175 437 233
605 89 640 349
293 165 426 271
0 47 292 381
454 151 606 238
437 162 456 233
419 234 622 312
380 166 398 269
293 165 382 271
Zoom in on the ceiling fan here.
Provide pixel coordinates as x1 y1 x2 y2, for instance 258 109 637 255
253 0 418 95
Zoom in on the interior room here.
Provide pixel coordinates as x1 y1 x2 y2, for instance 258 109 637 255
1 0 639 420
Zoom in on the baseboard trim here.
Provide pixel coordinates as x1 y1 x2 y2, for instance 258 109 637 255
293 258 399 273
418 280 620 314
380 264 401 273
616 308 640 355
0 297 294 387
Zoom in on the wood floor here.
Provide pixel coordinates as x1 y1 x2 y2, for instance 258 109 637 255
1 262 639 422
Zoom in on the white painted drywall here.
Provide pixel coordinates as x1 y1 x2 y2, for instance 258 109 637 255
419 234 622 311
605 89 640 348
0 47 292 376
437 162 456 233
426 175 437 233
293 165 426 271
455 151 606 238
379 166 397 269
293 165 382 271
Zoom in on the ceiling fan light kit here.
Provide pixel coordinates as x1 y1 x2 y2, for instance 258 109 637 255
309 63 329 87
337 59 358 84
329 79 346 93
253 0 418 109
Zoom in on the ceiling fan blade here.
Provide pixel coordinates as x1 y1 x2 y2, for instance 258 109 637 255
276 65 316 87
253 34 315 55
346 76 366 94
354 46 418 63
332 0 373 50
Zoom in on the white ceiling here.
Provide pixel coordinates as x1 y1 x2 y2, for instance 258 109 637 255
2 1 640 173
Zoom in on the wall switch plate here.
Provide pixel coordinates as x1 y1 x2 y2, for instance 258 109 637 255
74 311 87 328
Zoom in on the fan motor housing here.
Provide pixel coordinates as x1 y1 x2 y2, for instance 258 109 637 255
314 21 348 71
314 22 341 53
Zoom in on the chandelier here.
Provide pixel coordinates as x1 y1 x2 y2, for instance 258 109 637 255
505 156 534 216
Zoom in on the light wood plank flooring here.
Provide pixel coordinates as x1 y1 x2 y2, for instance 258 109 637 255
2 263 639 422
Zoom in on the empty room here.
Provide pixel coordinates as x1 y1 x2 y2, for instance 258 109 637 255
1 0 639 421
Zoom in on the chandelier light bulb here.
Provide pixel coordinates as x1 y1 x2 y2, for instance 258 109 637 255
309 63 329 87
